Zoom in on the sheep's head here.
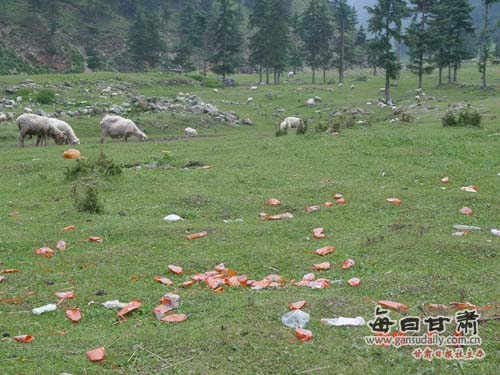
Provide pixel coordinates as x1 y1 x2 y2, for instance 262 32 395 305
71 138 81 145
138 132 149 142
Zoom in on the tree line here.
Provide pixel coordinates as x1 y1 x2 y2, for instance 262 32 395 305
14 0 500 95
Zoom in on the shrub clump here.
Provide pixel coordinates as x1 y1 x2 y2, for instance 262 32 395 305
64 151 122 180
71 179 103 213
442 108 482 127
34 89 56 104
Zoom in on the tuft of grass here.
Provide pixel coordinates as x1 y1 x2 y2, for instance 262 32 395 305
34 88 56 104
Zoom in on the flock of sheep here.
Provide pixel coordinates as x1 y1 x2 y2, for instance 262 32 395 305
16 113 149 147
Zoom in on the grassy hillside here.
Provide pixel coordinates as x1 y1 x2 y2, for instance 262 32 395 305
0 65 499 374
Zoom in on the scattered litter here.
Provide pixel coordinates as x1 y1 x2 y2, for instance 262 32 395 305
88 237 103 243
63 149 81 159
441 176 449 183
305 205 321 212
0 276 4 283
168 265 183 275
186 231 208 240
63 225 75 232
55 291 74 300
449 302 476 309
265 198 281 206
378 300 409 312
32 304 57 315
324 201 334 207
335 198 347 205
321 316 366 326
35 247 55 257
223 219 244 223
117 300 141 318
56 240 66 251
282 310 310 328
102 300 127 309
333 193 343 200
261 212 294 220
313 227 326 239
160 313 188 323
0 269 19 273
453 225 481 231
460 185 478 193
295 328 313 342
14 335 33 343
347 277 361 287
386 198 402 206
86 347 105 362
460 207 473 215
314 246 335 256
452 231 469 236
66 308 82 323
341 259 355 270
490 229 500 236
289 300 307 311
313 262 331 270
154 276 173 286
163 214 184 222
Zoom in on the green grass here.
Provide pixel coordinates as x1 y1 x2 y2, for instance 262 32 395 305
0 64 499 375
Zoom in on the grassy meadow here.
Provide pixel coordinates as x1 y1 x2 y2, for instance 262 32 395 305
0 65 499 375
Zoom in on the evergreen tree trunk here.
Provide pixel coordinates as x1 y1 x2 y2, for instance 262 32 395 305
266 68 270 84
385 69 390 102
323 66 326 84
438 66 443 87
396 39 401 80
448 64 452 83
259 65 262 84
373 66 377 76
453 63 458 82
339 22 345 84
482 3 489 89
312 66 315 84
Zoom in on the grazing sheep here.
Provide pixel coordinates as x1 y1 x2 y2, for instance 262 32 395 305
247 97 254 104
305 98 315 106
0 112 7 122
416 88 423 95
47 118 80 145
287 71 294 80
100 115 148 143
184 127 198 136
378 87 386 93
415 95 421 104
350 84 355 89
16 113 65 147
279 116 304 131
338 83 343 87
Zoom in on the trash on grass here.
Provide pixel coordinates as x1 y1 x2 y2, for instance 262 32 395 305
453 225 481 231
32 304 57 315
163 214 184 222
347 277 361 287
102 300 127 309
321 316 366 326
66 307 82 323
295 328 313 342
35 247 55 257
460 207 473 215
289 300 307 311
86 347 105 362
314 246 335 256
282 310 310 328
14 335 33 343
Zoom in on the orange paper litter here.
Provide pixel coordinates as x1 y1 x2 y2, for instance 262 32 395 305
295 328 313 342
289 300 307 310
314 246 336 256
186 231 208 240
160 313 188 323
14 335 33 343
35 247 55 257
86 347 105 362
341 259 355 270
117 300 141 318
378 300 409 312
63 225 76 232
386 198 402 206
88 237 103 243
313 227 326 239
55 291 74 300
66 307 82 323
265 198 281 206
168 265 183 275
313 262 331 271
347 277 361 287
154 276 173 286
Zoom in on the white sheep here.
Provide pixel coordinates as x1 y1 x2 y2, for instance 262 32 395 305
184 127 198 136
279 116 304 131
247 97 254 104
378 87 386 93
287 71 294 80
100 115 148 143
338 83 343 87
415 95 421 104
350 85 355 89
48 118 80 145
0 112 7 122
305 98 315 106
16 113 65 147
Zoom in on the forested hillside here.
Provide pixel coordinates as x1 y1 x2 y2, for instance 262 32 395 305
0 0 498 75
